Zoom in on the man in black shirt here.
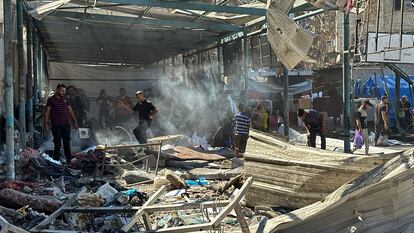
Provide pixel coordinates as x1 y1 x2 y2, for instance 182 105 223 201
131 91 158 143
374 95 389 146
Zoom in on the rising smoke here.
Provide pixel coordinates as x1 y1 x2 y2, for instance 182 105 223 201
152 63 234 141
90 61 237 147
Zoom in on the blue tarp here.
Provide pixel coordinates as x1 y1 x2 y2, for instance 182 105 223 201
354 75 414 125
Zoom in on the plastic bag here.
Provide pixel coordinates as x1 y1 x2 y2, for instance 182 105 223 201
353 131 364 149
185 177 208 186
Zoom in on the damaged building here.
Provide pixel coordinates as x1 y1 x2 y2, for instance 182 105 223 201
0 0 414 232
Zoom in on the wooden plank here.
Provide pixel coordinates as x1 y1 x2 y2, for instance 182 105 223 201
161 146 226 161
212 177 253 227
30 187 87 232
121 185 167 232
106 142 161 150
234 204 250 233
153 177 254 233
61 200 230 213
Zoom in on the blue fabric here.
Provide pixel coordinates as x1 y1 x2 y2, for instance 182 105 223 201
355 75 414 126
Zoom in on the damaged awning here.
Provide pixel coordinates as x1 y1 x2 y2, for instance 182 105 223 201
247 78 312 95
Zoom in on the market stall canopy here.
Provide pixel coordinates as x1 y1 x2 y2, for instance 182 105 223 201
28 0 316 65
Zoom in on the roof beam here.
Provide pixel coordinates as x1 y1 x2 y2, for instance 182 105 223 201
51 11 241 32
98 0 266 16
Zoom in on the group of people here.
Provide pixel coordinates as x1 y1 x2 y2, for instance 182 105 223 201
65 86 89 128
45 84 157 163
43 82 414 163
298 95 413 155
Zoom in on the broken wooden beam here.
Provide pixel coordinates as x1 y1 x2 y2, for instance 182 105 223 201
121 185 167 232
30 187 87 232
61 200 230 214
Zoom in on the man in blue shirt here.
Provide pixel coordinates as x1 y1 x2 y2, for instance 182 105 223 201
233 103 251 157
298 108 326 150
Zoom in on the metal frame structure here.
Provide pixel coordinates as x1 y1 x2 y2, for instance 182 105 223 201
30 178 253 233
95 141 163 178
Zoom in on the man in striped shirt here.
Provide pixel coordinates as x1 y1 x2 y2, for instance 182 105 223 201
233 103 251 157
45 84 78 163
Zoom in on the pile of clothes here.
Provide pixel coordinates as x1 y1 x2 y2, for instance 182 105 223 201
70 146 109 174
18 148 81 178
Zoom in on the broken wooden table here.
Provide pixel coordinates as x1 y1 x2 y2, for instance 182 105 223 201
30 178 254 233
122 177 254 233
95 141 163 178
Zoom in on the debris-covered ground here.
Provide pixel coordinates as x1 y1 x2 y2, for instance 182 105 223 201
0 130 412 232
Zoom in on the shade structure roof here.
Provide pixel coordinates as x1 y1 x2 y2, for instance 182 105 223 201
30 0 314 65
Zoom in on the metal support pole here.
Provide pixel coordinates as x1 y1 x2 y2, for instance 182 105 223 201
243 36 249 105
343 11 351 153
395 74 401 131
33 33 38 106
354 0 360 55
399 0 404 48
162 59 166 79
4 0 15 179
17 0 26 149
171 57 175 79
27 21 34 145
375 0 381 51
217 45 222 80
283 68 289 138
39 42 43 100
181 54 188 86
198 52 202 75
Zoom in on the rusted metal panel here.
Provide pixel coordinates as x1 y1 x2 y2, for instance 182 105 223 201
266 2 315 70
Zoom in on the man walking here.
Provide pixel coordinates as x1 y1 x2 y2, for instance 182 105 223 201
375 95 389 146
130 91 158 144
44 84 78 163
233 103 251 158
353 100 373 155
298 109 326 150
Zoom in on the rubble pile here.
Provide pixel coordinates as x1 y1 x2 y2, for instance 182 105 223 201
1 130 411 232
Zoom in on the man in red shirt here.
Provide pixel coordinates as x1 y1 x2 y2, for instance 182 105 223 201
44 84 78 163
115 88 132 124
